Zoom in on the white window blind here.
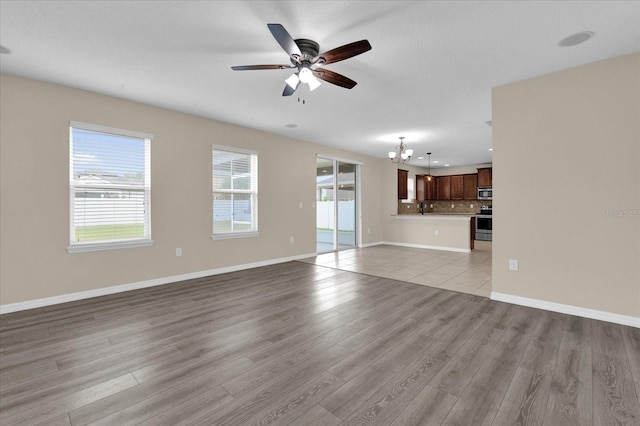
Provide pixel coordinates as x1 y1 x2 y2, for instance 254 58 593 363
68 121 152 252
212 146 258 239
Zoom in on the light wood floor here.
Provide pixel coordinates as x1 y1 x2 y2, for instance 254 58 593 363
1 260 639 425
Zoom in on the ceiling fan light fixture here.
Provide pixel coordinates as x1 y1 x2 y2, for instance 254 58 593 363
285 73 299 89
298 67 313 83
307 75 321 91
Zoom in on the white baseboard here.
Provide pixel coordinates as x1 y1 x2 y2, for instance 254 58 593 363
491 292 640 328
359 241 384 248
381 241 471 254
0 252 317 315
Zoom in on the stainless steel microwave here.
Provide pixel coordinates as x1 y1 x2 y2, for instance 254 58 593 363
477 186 492 200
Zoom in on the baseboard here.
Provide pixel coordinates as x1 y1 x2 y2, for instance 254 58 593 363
359 241 384 248
381 241 471 254
0 252 317 315
491 292 640 328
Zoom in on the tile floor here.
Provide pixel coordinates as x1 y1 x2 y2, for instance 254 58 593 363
299 241 492 297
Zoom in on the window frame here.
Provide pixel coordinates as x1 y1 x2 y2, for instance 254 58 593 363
212 145 259 240
67 121 153 253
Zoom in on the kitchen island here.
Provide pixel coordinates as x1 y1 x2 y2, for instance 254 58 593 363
387 213 476 252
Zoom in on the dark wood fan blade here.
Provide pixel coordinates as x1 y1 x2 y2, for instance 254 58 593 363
313 68 357 89
313 40 371 65
283 82 299 96
231 65 294 71
268 23 302 57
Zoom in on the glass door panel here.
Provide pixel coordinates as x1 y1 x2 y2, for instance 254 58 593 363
337 161 356 249
316 158 335 253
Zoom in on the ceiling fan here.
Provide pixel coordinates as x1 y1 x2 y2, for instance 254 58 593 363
231 24 372 96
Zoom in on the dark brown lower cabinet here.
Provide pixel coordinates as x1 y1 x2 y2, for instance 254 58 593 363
470 217 475 250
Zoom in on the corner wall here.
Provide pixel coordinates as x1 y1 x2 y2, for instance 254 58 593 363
492 53 640 320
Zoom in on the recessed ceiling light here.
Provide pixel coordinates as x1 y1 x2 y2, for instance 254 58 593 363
433 160 439 164
444 164 450 167
557 31 594 47
418 156 424 160
285 123 298 128
489 148 493 151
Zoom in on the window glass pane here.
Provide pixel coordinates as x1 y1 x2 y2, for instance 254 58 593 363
213 193 255 233
73 188 146 242
213 192 232 233
72 128 146 187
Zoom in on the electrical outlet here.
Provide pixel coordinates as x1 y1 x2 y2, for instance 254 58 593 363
289 236 294 244
451 204 455 208
470 204 474 209
367 228 371 234
176 248 182 257
430 204 433 208
435 230 439 236
299 202 303 208
509 259 519 271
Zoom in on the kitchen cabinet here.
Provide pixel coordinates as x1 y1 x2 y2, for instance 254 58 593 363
463 174 478 199
450 175 464 200
415 174 425 201
436 176 451 200
425 176 436 200
477 167 492 187
470 217 475 250
398 169 408 199
416 175 436 200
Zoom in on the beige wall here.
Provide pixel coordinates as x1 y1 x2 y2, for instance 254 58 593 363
492 53 640 318
0 74 387 305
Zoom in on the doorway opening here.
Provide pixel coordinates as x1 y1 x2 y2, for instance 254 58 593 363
316 157 358 253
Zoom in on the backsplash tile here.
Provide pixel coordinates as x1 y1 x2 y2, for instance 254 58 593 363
398 200 492 215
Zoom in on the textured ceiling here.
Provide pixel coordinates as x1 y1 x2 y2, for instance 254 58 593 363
1 1 638 168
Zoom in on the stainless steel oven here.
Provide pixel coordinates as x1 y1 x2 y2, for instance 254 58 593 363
475 206 492 241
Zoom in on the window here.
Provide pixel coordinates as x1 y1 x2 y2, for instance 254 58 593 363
68 121 152 253
212 146 258 239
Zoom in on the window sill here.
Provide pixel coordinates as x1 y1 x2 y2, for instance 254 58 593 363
67 239 154 253
211 231 259 241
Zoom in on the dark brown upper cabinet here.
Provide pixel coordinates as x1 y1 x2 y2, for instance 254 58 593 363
450 175 464 200
463 174 478 199
398 169 408 199
436 176 451 200
477 167 492 187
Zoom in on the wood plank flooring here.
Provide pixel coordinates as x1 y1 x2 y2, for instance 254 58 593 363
1 261 639 425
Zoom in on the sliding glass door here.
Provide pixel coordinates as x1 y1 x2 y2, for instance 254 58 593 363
316 157 357 253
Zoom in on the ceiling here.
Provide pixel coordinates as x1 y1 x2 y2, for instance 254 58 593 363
1 1 638 169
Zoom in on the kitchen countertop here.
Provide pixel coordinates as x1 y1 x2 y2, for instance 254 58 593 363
392 213 475 221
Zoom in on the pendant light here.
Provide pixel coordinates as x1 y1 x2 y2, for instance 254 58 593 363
426 152 433 181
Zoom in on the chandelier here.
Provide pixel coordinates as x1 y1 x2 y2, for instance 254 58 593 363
388 137 413 164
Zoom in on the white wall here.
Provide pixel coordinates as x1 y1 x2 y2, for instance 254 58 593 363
492 53 640 320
